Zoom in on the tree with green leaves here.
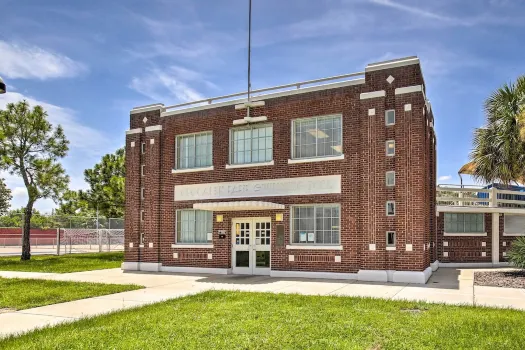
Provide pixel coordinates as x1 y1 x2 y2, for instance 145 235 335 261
79 147 125 218
0 178 12 215
0 100 69 260
470 76 525 184
56 189 93 216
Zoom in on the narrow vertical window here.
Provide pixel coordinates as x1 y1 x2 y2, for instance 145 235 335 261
386 231 396 247
140 210 145 222
386 201 395 216
140 233 145 245
386 140 395 156
141 187 145 200
141 142 146 154
385 110 395 126
386 171 395 187
141 164 145 176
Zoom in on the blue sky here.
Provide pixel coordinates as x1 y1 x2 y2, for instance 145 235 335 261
0 0 524 212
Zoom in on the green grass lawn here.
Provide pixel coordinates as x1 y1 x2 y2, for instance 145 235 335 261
0 277 141 311
2 291 525 349
0 252 123 273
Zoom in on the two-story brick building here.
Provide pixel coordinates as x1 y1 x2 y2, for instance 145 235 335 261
123 56 437 284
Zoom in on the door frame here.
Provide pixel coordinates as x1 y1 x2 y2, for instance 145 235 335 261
231 217 271 275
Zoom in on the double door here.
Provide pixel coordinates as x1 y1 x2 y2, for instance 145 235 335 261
232 217 271 275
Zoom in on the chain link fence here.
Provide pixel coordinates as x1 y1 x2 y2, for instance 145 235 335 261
0 214 124 255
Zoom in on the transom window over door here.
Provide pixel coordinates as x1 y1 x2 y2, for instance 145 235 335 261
176 132 212 169
230 124 273 165
176 209 212 243
292 114 342 159
291 204 340 245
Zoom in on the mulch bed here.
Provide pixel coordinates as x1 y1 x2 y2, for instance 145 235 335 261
474 270 525 289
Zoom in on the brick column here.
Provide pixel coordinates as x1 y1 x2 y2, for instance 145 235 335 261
124 128 142 267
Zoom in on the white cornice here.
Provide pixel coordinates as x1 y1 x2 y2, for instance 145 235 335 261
131 104 165 115
161 78 365 118
360 90 386 100
126 128 142 135
145 125 162 132
365 56 420 72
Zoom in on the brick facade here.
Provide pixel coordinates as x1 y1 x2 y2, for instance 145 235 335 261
124 57 437 279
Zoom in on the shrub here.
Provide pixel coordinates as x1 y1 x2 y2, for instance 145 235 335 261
508 236 525 269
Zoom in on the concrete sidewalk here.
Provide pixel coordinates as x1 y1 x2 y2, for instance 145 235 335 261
1 267 524 338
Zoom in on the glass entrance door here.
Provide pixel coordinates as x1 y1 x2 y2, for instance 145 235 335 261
232 217 271 275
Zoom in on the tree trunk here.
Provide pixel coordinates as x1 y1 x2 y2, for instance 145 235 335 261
21 201 34 261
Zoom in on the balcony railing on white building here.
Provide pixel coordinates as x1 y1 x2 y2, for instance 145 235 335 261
437 184 525 208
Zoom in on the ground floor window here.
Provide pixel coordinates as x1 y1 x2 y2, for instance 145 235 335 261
291 204 340 245
444 213 484 233
504 214 525 235
176 209 212 243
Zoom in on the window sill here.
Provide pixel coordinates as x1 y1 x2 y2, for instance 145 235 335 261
172 166 214 174
286 245 343 250
225 160 274 169
503 233 525 236
444 232 487 237
386 246 396 251
171 244 214 249
288 154 344 164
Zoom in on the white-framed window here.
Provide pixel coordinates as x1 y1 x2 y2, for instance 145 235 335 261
292 114 342 159
504 215 525 235
141 187 145 200
386 171 395 187
444 213 484 234
386 201 395 216
385 110 395 126
141 164 145 176
291 204 340 245
176 209 213 244
141 142 146 154
140 210 145 222
176 131 212 169
386 140 395 156
386 231 396 247
230 124 273 165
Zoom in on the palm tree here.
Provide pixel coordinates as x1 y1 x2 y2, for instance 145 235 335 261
470 76 525 185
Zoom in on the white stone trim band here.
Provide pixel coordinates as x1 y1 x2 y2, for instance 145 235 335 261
270 270 358 280
288 154 344 164
395 85 423 95
360 90 386 100
225 160 274 169
172 166 214 174
131 104 165 114
285 245 343 250
145 125 162 132
171 244 214 249
365 56 420 72
126 128 142 135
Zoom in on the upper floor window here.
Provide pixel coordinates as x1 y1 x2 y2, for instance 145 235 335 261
385 110 395 126
176 132 212 169
230 124 273 165
386 140 395 156
292 114 342 159
444 213 484 234
176 209 213 244
291 204 340 245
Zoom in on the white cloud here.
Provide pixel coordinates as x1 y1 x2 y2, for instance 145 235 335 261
438 175 452 181
0 41 87 80
368 0 455 22
130 65 209 103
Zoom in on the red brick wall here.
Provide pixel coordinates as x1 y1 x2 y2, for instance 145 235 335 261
125 62 435 273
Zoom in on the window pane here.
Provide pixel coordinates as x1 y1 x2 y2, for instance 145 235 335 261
292 205 340 244
176 132 212 169
177 210 212 243
293 115 341 159
231 125 273 164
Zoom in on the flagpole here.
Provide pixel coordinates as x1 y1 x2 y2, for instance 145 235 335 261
246 0 252 118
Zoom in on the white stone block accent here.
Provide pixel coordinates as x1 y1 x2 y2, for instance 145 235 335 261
443 252 449 257
406 244 413 251
481 252 487 257
358 270 388 282
334 255 341 263
386 75 395 84
430 260 439 272
173 253 178 259
481 242 486 247
443 241 448 247
503 252 507 257
129 242 133 248
148 242 153 248
368 108 375 116
369 244 376 251
208 253 213 260
288 255 294 262
130 141 135 147
392 267 432 284
404 104 412 111
150 138 155 144
503 242 507 247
